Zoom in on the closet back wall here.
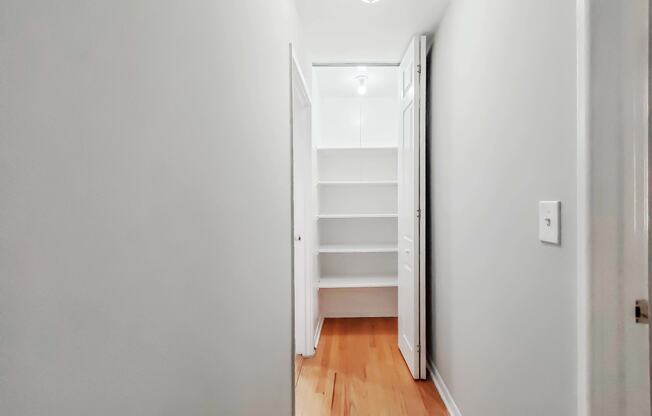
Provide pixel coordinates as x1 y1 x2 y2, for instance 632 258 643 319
314 66 399 148
320 98 397 147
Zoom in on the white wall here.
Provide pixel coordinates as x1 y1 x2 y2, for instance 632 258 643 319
319 98 398 147
428 1 577 415
313 66 399 148
0 1 296 414
292 0 312 93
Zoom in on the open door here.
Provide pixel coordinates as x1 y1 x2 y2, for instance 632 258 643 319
291 46 315 357
397 35 427 379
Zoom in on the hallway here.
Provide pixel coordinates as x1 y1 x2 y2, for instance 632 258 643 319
295 318 447 416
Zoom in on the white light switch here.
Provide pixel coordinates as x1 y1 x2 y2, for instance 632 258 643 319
539 201 561 244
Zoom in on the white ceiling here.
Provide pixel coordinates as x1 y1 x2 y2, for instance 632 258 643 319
298 0 450 63
314 66 399 98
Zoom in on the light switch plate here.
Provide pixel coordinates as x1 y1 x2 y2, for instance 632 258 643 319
539 201 561 244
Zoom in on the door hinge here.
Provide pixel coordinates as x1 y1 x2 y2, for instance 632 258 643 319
416 209 421 219
416 344 421 353
417 64 422 74
635 299 649 324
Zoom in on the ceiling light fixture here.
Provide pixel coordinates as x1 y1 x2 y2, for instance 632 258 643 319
360 0 381 3
355 75 368 95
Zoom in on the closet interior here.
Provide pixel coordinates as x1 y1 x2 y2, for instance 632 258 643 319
313 65 400 319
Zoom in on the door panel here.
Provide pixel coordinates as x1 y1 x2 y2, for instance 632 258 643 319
292 50 314 357
293 93 307 356
397 36 424 379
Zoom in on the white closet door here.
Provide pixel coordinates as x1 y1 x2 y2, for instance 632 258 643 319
293 94 308 356
292 49 314 357
397 36 426 379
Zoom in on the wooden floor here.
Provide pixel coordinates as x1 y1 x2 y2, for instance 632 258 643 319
295 318 448 416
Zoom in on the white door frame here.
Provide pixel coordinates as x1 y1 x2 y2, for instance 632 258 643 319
291 46 315 357
576 1 650 415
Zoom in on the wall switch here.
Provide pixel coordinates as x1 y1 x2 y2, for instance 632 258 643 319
539 201 561 244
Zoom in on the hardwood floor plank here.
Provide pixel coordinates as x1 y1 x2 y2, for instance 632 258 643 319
296 317 448 416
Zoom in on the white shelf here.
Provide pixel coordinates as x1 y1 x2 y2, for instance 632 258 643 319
317 146 397 151
319 244 398 254
318 180 397 186
318 275 398 289
318 213 398 219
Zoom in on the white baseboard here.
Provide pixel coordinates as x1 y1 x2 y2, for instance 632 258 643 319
427 360 462 416
313 317 324 349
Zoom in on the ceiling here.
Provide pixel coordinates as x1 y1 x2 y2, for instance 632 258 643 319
298 0 450 64
314 66 399 98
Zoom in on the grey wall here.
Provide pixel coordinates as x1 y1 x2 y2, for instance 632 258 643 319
0 1 296 415
427 1 577 415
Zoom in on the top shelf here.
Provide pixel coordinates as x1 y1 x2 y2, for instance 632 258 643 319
318 180 397 186
316 146 397 151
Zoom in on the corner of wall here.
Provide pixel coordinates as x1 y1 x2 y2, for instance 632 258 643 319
427 360 463 416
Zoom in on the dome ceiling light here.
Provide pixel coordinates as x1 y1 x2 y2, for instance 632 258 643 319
355 75 368 95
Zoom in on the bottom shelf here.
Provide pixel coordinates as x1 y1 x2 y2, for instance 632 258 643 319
318 275 398 289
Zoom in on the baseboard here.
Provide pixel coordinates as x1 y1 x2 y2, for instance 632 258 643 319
427 360 462 416
313 317 324 349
